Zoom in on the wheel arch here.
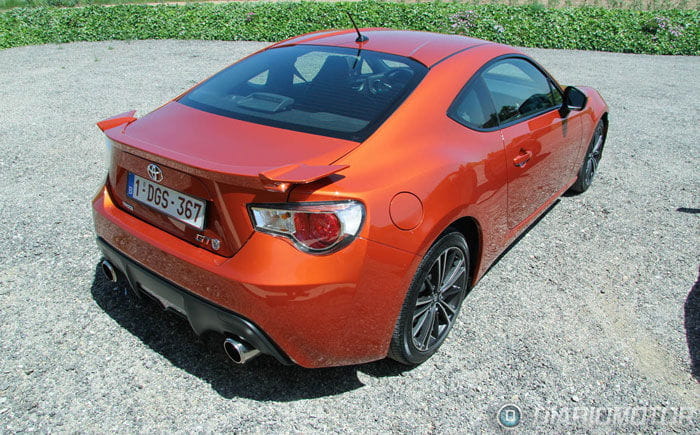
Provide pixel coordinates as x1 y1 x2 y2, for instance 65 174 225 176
446 216 482 289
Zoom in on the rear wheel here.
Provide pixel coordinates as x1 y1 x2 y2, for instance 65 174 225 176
388 230 470 365
570 119 606 194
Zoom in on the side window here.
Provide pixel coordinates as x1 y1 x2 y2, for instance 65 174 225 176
481 58 558 125
448 77 499 130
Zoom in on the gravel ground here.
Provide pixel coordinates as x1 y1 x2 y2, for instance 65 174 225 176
0 40 698 432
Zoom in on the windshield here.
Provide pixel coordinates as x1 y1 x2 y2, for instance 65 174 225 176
179 45 427 142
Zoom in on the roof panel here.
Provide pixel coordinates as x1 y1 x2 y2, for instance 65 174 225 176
274 29 490 67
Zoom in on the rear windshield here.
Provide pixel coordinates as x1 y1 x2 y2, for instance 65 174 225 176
179 45 427 141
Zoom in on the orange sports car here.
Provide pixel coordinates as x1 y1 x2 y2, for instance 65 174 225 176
92 29 608 368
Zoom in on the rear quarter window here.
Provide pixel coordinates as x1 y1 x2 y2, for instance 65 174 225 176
448 77 499 130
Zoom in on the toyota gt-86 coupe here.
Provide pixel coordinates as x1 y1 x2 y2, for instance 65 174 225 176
92 29 608 368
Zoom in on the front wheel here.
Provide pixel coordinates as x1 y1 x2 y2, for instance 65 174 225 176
569 119 606 194
388 230 470 365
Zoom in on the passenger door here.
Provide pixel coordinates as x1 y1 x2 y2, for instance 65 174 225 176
481 58 579 229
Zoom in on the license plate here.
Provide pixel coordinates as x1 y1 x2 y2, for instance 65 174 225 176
127 173 206 230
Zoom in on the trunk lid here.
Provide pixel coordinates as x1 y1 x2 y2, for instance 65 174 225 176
103 102 359 257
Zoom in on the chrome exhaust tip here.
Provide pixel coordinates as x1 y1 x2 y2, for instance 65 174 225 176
101 260 118 283
223 337 261 364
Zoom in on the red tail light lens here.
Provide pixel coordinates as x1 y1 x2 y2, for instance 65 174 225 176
249 201 364 253
293 212 341 249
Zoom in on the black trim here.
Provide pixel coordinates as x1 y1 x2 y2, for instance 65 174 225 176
446 54 566 132
96 237 293 365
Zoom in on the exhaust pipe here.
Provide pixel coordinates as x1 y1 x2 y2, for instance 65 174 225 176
101 260 118 283
223 337 261 364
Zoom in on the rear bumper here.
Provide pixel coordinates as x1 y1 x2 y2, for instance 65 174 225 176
92 186 418 368
97 237 293 365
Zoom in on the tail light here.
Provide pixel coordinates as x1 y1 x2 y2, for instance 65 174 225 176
249 201 365 253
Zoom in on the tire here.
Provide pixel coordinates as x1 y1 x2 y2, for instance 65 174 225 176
388 230 470 365
569 119 606 194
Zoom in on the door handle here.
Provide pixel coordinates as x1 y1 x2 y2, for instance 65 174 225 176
513 150 533 167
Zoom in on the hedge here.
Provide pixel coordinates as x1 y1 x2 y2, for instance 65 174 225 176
0 1 698 54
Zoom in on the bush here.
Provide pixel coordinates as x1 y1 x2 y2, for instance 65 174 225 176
0 1 697 54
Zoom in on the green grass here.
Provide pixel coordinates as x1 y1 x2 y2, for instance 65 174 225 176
0 1 698 54
0 0 187 10
1 0 697 11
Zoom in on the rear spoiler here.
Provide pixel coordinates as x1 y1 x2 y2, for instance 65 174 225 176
97 111 348 193
258 164 348 192
97 110 137 132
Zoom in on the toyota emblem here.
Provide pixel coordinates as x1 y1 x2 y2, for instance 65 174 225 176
147 163 163 182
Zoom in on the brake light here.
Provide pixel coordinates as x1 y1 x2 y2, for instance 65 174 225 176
293 212 341 249
249 201 364 253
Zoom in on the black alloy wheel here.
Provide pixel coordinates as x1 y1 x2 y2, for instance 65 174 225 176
389 230 470 365
570 119 606 194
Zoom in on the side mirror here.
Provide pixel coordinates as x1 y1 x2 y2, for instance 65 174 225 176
559 86 588 117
